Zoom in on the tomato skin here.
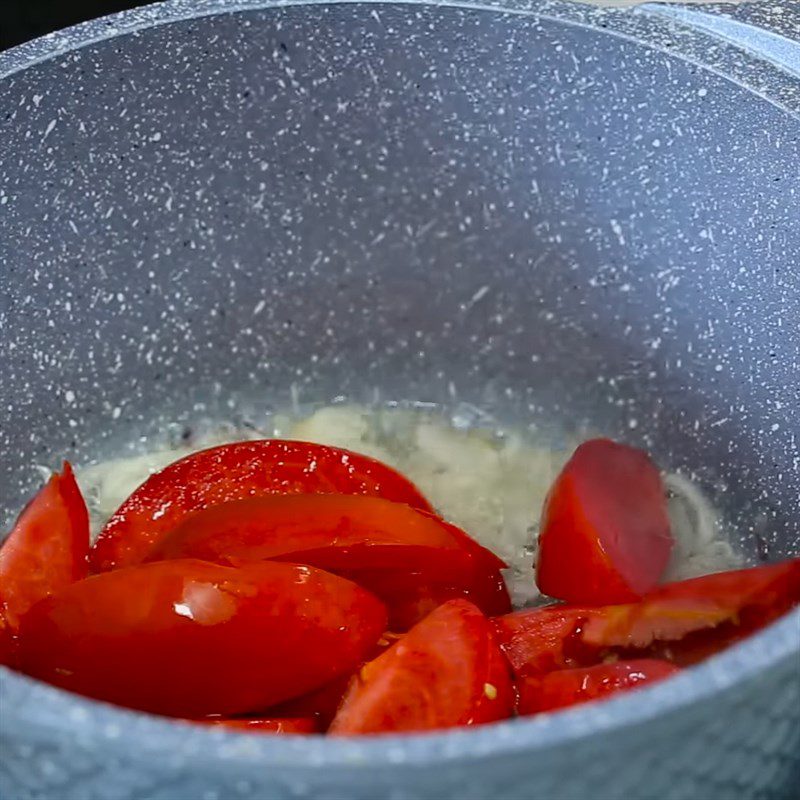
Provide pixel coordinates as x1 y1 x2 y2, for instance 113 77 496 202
536 439 672 604
195 716 319 734
346 567 511 631
267 673 353 729
0 463 89 644
19 559 387 717
267 636 398 728
329 600 513 735
0 626 18 669
146 493 509 630
89 440 433 572
147 493 505 574
516 659 679 715
582 558 800 649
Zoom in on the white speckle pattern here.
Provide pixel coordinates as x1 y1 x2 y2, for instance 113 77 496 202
5 0 792 553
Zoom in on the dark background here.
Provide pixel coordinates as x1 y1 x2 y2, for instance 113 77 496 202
1 0 152 50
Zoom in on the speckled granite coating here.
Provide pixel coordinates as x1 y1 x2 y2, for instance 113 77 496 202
0 2 798 798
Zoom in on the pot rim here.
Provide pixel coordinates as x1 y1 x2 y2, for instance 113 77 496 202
1 1 798 115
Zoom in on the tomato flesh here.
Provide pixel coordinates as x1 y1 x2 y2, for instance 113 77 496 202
582 558 800 649
536 438 672 604
497 560 800 677
0 463 89 644
89 440 433 572
516 659 679 715
330 599 513 734
19 559 387 717
492 605 599 675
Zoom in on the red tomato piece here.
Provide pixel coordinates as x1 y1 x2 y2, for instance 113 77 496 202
19 559 387 717
347 567 511 631
329 599 513 735
146 493 509 630
498 561 800 679
267 673 354 729
0 463 89 642
516 659 679 715
89 440 433 572
267 635 399 728
0 626 18 669
582 559 800 649
146 493 505 574
196 716 319 734
641 622 766 668
479 624 516 724
536 438 673 604
492 605 601 675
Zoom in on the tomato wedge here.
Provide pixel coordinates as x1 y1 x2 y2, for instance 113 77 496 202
89 440 433 572
536 438 672 604
0 625 18 669
196 717 319 734
642 621 768 668
19 559 387 717
146 493 509 629
346 566 511 630
496 560 800 677
267 635 399 727
516 659 679 715
492 605 601 675
582 559 800 649
0 463 89 644
267 673 354 729
146 493 504 574
329 599 513 735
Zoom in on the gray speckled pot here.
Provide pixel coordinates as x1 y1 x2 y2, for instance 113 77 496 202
1 2 799 798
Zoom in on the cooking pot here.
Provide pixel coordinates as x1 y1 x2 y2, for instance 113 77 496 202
1 1 798 798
